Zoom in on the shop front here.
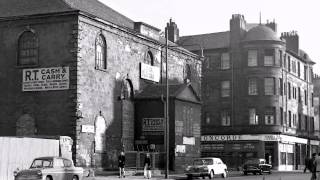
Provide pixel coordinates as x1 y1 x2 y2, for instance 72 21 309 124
201 134 308 171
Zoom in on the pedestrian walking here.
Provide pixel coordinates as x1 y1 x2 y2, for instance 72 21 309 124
144 153 152 179
305 157 311 173
118 151 126 178
313 153 320 180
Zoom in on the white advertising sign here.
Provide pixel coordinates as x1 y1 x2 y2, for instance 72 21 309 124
175 145 186 153
140 63 160 82
183 136 195 145
81 125 95 133
22 67 69 91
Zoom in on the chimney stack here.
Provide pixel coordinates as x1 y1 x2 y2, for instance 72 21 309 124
281 31 299 54
165 18 179 43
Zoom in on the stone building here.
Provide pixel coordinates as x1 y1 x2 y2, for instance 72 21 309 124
0 0 202 169
179 14 319 171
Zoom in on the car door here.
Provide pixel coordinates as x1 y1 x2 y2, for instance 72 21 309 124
53 158 67 180
63 159 74 180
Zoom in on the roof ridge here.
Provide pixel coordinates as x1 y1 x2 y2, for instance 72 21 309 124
181 31 229 38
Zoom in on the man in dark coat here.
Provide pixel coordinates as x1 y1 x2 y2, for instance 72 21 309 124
118 151 126 178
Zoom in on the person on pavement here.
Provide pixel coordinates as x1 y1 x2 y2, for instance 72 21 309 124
310 153 317 180
144 153 152 179
118 151 126 178
313 153 320 180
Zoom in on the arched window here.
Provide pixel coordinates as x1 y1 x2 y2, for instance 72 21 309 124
121 79 134 100
18 31 38 66
144 51 154 65
95 34 107 70
185 64 192 82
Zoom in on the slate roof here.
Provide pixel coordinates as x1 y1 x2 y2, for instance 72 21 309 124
0 0 134 29
243 25 281 42
178 31 230 51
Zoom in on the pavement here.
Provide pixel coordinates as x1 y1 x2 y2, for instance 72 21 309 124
82 170 306 180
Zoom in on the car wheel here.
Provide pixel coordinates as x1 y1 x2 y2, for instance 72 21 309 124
268 170 272 174
201 175 205 179
45 176 52 180
253 172 256 175
208 170 214 179
259 169 263 175
221 170 227 178
244 171 247 175
187 174 192 179
72 176 78 180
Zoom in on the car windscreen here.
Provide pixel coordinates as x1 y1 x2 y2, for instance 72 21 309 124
30 159 53 168
193 159 213 165
244 159 260 164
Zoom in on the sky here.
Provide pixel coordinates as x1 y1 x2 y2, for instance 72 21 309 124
101 0 320 74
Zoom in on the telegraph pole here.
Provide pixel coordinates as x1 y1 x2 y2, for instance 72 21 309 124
165 24 169 179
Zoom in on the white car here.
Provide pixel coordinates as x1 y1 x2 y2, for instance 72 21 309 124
185 157 227 179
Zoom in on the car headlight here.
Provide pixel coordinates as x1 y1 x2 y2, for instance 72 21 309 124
37 170 42 176
185 166 191 171
13 171 18 177
203 167 208 171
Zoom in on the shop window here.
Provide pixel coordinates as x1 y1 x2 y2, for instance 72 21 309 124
95 34 107 70
264 49 274 66
264 77 275 95
18 31 38 66
264 108 275 125
248 78 258 95
287 153 294 165
280 152 286 165
249 108 258 125
221 81 230 97
220 53 230 70
248 50 258 67
221 110 231 126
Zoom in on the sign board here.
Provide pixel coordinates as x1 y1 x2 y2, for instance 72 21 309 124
201 134 307 144
22 67 69 91
140 63 160 82
81 125 95 133
183 136 195 145
175 145 186 153
142 118 164 131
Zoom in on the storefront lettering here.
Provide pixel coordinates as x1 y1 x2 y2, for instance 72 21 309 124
201 135 240 142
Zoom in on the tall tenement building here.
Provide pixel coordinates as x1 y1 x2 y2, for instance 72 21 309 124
179 14 319 170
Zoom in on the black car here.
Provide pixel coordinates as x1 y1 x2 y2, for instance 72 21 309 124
243 158 272 175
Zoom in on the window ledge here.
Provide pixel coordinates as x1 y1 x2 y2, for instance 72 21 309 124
95 67 108 72
15 64 40 69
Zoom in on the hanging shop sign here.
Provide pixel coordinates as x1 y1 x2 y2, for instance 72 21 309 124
183 136 195 145
22 67 69 91
140 63 160 82
81 125 95 133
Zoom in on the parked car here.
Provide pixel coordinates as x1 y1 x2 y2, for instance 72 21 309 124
14 156 84 180
243 158 272 175
185 157 227 179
